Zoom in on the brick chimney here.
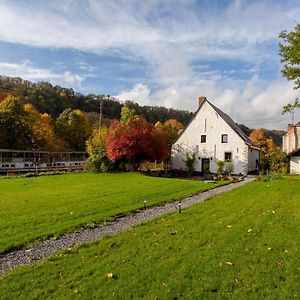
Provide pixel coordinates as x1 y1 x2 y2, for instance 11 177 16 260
288 124 294 133
199 96 207 107
287 124 297 153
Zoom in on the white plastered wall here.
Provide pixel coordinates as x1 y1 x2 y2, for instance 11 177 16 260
290 156 300 174
247 147 260 172
171 101 249 175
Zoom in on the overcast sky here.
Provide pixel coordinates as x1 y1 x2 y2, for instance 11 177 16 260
0 0 300 129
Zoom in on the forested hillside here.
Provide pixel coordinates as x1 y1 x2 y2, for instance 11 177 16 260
0 75 285 152
0 76 193 125
238 124 285 147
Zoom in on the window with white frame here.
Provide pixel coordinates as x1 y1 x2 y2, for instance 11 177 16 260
221 134 228 143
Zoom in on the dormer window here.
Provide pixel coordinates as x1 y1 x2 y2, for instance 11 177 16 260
221 134 228 143
201 135 206 143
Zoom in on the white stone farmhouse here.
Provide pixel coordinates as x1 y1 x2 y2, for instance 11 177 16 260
282 122 300 174
171 97 260 175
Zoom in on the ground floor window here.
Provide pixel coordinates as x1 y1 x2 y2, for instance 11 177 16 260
224 152 232 162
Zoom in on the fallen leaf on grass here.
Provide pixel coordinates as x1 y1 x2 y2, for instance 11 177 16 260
107 273 113 278
169 231 177 235
226 261 233 266
276 260 284 266
272 210 276 214
226 225 232 228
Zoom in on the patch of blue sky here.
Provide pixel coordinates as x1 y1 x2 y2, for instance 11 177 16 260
192 58 255 78
0 41 148 94
75 52 148 94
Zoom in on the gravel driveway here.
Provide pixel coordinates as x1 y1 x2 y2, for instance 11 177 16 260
0 177 255 276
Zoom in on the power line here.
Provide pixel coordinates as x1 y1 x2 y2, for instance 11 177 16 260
238 114 300 124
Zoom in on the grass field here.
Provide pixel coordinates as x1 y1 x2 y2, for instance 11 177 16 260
0 172 224 254
1 176 300 299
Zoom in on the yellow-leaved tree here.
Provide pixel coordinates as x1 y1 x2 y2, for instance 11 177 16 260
24 103 67 151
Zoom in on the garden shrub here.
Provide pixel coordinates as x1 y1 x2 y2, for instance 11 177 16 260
183 152 196 175
224 161 234 175
217 160 224 180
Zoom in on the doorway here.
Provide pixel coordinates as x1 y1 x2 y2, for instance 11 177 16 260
201 158 210 173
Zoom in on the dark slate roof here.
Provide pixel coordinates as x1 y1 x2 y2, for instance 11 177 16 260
207 100 258 148
287 148 300 157
173 98 259 149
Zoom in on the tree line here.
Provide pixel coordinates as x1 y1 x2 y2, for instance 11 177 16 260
86 106 182 172
0 94 184 172
0 76 193 125
0 95 90 151
0 91 287 173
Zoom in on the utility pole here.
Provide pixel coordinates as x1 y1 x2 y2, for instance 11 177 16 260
99 96 102 130
95 94 110 130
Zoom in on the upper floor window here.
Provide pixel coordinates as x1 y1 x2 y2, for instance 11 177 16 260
221 134 228 143
201 135 206 143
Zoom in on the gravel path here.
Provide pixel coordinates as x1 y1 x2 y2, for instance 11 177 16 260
0 177 255 276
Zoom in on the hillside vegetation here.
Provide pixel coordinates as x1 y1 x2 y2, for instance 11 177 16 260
0 76 193 125
0 75 284 153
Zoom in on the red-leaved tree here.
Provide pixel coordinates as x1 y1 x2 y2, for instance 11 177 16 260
105 117 168 169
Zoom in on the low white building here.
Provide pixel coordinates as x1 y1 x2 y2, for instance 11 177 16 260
282 122 300 174
171 97 259 175
288 149 300 174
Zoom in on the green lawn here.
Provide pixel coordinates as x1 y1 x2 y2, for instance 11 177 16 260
0 172 223 254
1 176 300 299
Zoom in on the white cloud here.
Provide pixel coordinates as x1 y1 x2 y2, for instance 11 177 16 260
115 76 299 130
63 71 85 86
0 1 300 129
0 1 298 63
0 61 86 88
116 84 151 105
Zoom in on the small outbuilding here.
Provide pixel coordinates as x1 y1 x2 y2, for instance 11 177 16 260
287 148 300 174
282 122 300 174
171 97 260 175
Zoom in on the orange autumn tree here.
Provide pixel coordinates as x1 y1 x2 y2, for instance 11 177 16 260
164 119 184 131
155 119 184 149
249 128 279 171
249 128 276 153
0 91 11 101
24 103 66 151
